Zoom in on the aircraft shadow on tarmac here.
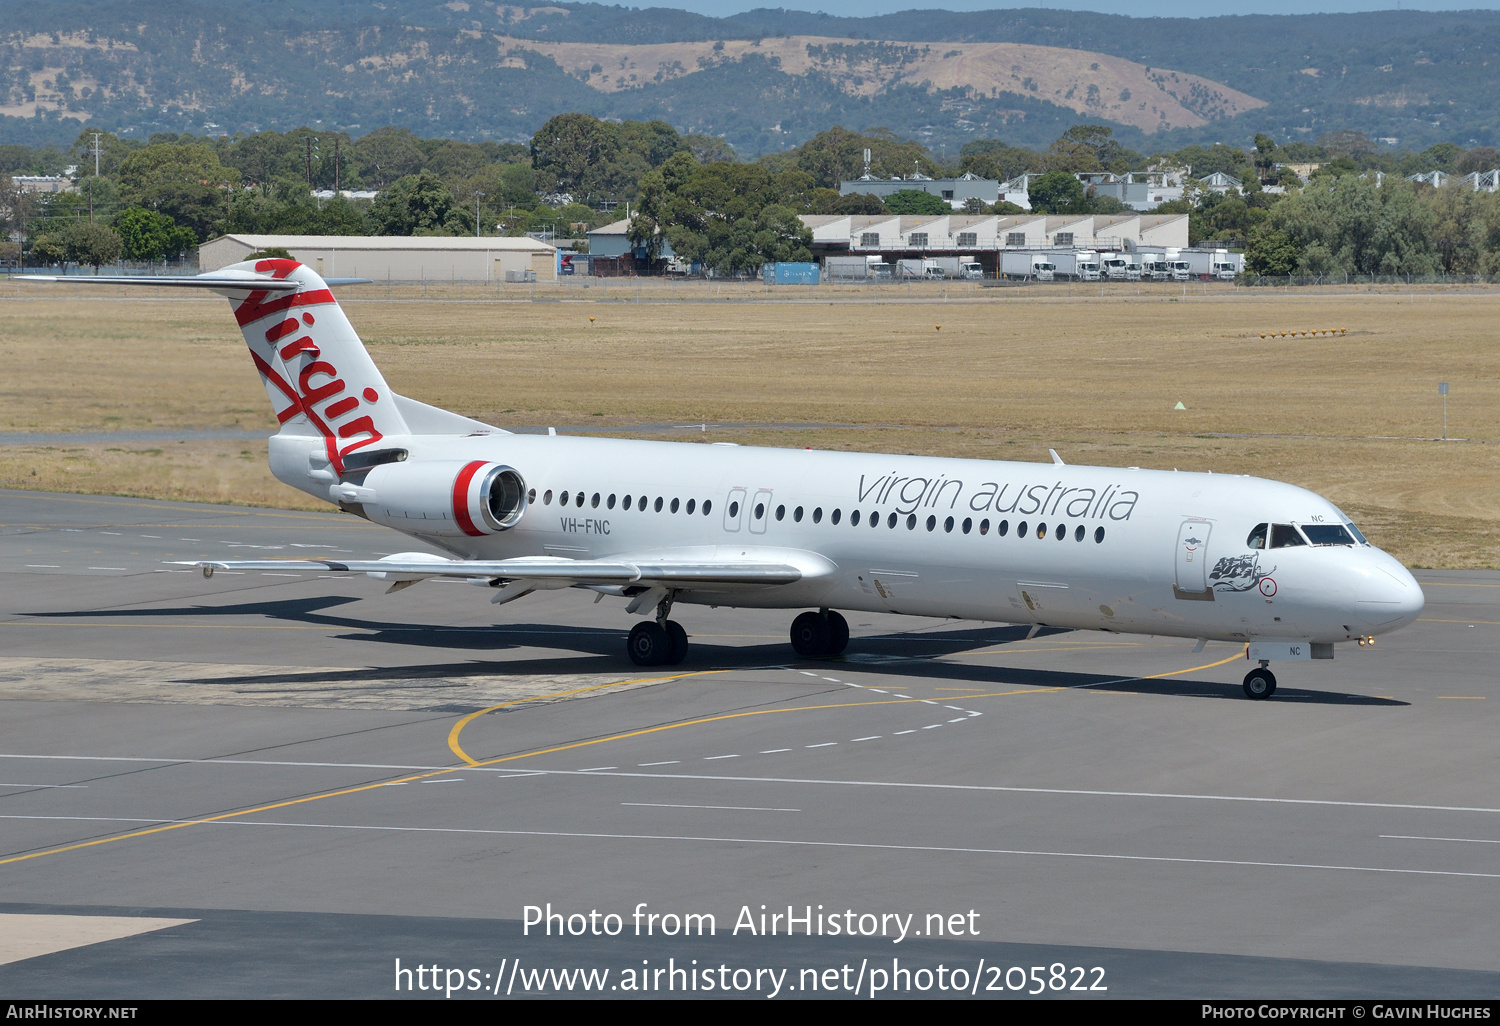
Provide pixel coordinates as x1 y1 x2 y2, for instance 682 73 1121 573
32 599 1407 707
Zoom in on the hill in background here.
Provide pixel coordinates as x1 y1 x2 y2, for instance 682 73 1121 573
2 2 1497 153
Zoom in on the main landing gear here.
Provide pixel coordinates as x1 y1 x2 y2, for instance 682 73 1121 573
790 609 850 659
1243 661 1277 700
626 591 688 667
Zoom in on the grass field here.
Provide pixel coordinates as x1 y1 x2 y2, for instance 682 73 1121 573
2 279 1497 567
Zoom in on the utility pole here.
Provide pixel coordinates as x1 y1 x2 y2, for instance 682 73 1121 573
304 137 316 190
333 138 340 193
88 132 103 223
475 191 484 237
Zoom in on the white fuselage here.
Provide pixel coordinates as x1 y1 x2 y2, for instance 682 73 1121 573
272 430 1424 646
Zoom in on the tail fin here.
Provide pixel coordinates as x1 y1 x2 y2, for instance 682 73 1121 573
20 260 501 477
227 258 408 474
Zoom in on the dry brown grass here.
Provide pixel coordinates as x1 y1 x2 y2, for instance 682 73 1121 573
2 279 1498 567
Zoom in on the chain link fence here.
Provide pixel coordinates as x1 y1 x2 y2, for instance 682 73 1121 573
1239 273 1500 287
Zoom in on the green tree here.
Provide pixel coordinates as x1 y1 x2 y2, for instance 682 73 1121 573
881 189 950 215
632 153 812 272
683 134 736 164
353 127 427 189
60 221 122 272
1245 225 1300 275
28 234 68 267
114 206 196 261
1269 175 1437 276
531 113 624 202
115 142 236 240
1045 125 1140 174
367 170 473 236
1027 171 1088 214
960 139 1041 183
772 126 942 189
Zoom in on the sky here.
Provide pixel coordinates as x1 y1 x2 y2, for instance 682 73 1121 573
660 1 1500 17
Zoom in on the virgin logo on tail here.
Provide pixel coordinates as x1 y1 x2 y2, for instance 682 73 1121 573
237 261 383 475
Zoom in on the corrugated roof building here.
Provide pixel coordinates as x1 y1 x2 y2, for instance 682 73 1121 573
199 234 558 281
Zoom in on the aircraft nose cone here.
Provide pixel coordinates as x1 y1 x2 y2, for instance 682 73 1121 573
1354 551 1424 632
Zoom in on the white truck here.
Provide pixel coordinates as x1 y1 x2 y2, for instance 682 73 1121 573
1053 250 1101 282
1182 248 1241 281
1000 251 1055 281
1141 248 1190 282
922 256 986 280
1101 254 1142 281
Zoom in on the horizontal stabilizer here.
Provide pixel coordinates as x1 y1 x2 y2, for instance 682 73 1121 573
18 273 301 291
18 274 370 289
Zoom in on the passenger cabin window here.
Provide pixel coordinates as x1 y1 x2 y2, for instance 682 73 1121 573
1270 524 1307 548
1247 523 1268 549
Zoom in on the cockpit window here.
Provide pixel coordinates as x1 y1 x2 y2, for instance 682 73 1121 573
1345 521 1368 545
1302 523 1357 546
1246 523 1268 550
1269 523 1307 548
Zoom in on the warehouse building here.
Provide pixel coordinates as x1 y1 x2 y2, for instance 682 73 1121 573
802 213 1189 268
199 234 558 282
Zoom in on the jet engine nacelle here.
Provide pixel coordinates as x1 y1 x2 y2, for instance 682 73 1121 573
360 459 527 537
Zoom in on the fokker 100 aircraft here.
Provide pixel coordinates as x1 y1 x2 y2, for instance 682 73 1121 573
29 260 1424 699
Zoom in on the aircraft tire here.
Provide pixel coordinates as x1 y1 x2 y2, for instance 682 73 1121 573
825 611 850 656
628 621 670 666
664 620 689 665
790 611 830 659
1242 667 1277 700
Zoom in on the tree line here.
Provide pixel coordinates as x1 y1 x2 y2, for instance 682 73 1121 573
6 116 1500 275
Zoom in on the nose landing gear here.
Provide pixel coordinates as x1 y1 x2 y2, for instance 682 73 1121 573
790 609 850 659
1242 660 1277 700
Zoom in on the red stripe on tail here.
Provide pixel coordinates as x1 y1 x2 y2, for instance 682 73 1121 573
234 289 335 327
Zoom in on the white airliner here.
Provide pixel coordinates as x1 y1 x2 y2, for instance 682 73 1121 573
29 260 1424 698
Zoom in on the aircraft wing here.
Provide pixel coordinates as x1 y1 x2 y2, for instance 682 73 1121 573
191 555 808 586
